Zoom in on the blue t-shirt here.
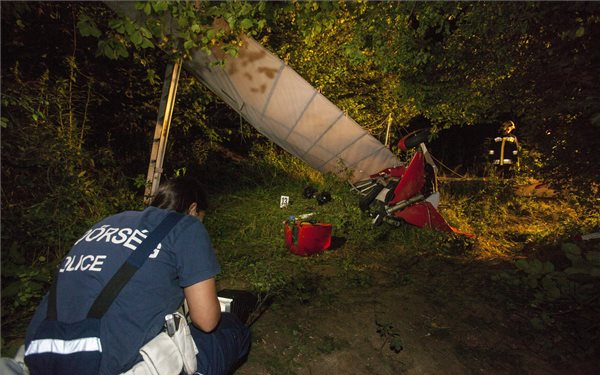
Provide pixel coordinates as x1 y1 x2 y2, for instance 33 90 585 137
25 207 221 375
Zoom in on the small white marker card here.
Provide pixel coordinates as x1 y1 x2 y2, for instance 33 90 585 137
280 195 290 208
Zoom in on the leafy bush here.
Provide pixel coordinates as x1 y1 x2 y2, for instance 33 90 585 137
492 241 600 361
1 56 140 355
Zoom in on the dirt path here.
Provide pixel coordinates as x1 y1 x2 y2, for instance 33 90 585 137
233 254 596 375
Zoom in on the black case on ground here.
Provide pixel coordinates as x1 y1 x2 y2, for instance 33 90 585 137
217 289 258 324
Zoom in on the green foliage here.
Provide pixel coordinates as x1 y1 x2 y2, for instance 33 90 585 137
1 24 141 350
255 1 599 184
1 256 55 318
376 321 404 354
263 1 409 140
3 66 119 255
561 243 600 279
493 241 600 359
82 1 269 62
269 1 597 185
2 1 599 365
71 1 600 187
341 256 373 288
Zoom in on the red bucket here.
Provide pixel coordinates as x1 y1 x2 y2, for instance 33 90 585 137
284 222 332 256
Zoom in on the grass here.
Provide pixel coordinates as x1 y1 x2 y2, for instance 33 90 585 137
202 146 598 299
2 143 599 369
199 146 600 371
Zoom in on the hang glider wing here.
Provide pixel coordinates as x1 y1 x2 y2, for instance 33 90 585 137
106 3 400 183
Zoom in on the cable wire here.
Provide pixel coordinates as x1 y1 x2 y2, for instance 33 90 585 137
430 154 467 179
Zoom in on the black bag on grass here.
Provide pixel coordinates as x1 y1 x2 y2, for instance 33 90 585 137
217 290 258 325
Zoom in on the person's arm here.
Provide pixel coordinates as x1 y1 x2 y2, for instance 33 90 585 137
184 277 221 332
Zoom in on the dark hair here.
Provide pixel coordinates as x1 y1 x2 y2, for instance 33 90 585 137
149 176 208 213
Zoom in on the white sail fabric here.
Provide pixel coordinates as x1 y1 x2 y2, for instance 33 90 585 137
107 3 401 182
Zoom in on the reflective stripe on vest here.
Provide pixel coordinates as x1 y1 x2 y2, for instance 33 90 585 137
494 136 517 165
25 337 102 355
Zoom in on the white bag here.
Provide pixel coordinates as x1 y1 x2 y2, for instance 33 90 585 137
170 312 199 374
139 332 183 375
121 312 198 375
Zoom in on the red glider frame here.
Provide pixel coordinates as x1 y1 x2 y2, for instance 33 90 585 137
354 129 473 237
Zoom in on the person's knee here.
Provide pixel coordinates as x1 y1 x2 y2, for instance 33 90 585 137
223 314 250 357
